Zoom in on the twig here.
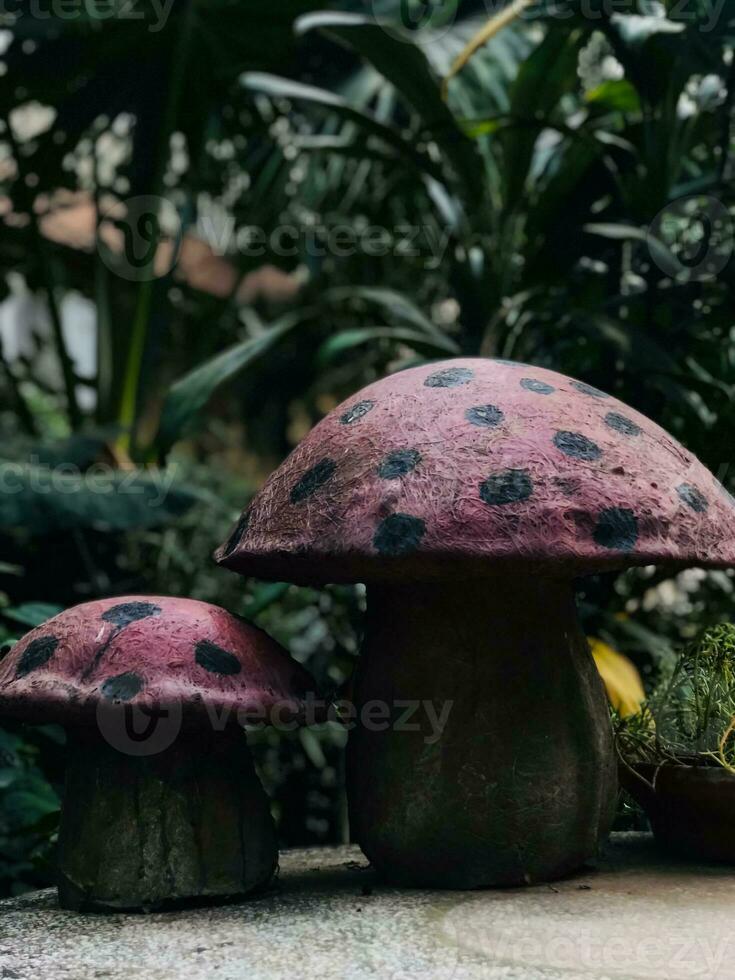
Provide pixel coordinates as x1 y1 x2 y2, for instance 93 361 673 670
0 334 38 436
116 0 197 457
5 120 82 430
718 715 735 774
718 56 735 182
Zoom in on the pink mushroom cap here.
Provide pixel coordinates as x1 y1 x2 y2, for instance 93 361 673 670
215 358 735 584
0 596 317 728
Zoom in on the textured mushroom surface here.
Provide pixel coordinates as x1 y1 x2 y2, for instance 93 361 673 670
216 358 735 583
0 596 315 727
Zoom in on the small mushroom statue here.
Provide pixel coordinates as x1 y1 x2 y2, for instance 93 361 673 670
0 596 317 912
215 358 735 888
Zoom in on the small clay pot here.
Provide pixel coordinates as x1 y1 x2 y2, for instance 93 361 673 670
621 760 735 863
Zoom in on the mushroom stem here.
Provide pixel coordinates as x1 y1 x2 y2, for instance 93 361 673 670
347 578 616 888
57 727 277 912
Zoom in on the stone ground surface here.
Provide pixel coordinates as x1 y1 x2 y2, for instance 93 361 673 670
1 834 734 980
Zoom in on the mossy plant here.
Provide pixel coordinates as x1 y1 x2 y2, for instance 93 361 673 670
618 623 735 773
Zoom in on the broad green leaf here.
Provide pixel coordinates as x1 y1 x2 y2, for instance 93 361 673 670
27 434 111 469
157 312 309 454
17 809 61 836
612 617 677 669
503 26 586 209
585 79 641 113
583 222 646 240
574 312 681 376
583 221 678 272
243 583 291 620
651 375 716 426
240 72 445 183
299 727 327 769
461 117 504 138
295 12 484 204
610 13 685 46
3 603 63 629
523 136 603 270
318 327 458 365
3 785 59 822
0 770 17 790
321 285 459 349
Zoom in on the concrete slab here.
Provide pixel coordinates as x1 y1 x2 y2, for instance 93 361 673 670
1 834 733 979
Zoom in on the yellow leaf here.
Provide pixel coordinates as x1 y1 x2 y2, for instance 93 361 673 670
590 637 645 718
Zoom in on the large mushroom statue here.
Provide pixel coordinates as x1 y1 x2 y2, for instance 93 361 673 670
216 357 735 889
0 596 317 912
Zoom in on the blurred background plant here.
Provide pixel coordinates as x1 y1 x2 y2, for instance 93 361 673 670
0 0 733 894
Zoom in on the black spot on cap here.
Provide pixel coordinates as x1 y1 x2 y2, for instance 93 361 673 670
465 404 504 428
424 367 473 388
195 640 242 676
101 672 144 702
480 468 533 506
16 635 59 679
378 449 421 480
521 378 555 395
491 358 525 367
593 507 638 551
340 400 374 425
101 601 161 630
553 431 602 461
221 510 251 558
571 380 609 399
676 484 708 513
373 513 426 556
605 412 641 437
290 458 337 504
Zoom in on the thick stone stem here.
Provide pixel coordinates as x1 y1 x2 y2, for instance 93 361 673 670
347 578 616 888
57 728 277 912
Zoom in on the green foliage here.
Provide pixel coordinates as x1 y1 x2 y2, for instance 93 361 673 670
618 625 735 771
157 310 314 454
0 725 61 896
2 603 64 630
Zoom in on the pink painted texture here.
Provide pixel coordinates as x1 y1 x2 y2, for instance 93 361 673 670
216 358 735 584
0 596 317 727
